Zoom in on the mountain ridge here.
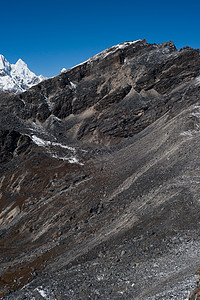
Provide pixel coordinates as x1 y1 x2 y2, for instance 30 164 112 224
0 39 200 299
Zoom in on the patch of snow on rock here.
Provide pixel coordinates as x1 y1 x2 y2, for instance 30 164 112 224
61 68 67 73
43 96 51 111
31 135 48 147
69 81 77 90
195 76 200 86
35 286 55 299
31 135 83 165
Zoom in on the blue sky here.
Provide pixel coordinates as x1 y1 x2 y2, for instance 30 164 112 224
1 0 200 77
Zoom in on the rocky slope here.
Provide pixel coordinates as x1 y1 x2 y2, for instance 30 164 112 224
0 55 45 93
189 269 200 300
0 39 200 299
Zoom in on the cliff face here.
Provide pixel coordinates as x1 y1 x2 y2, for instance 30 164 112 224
0 40 200 299
5 40 200 146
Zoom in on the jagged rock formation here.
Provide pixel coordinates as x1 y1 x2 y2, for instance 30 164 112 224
0 40 200 299
0 55 45 93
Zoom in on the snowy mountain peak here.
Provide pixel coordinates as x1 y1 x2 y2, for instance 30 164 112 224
0 55 46 93
0 54 7 64
0 55 11 72
15 58 28 68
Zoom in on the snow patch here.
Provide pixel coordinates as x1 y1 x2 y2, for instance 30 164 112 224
35 286 56 299
31 135 49 147
43 96 51 111
69 81 77 90
195 76 200 85
51 154 83 165
31 135 83 165
31 135 75 150
52 142 75 151
36 287 48 298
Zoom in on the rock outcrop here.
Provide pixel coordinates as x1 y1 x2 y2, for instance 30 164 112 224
0 40 200 299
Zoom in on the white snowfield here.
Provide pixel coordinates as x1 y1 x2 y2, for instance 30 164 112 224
0 54 45 93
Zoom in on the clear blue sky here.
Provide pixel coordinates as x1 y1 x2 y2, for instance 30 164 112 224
1 0 200 77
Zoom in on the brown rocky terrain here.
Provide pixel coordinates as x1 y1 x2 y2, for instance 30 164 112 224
0 39 200 299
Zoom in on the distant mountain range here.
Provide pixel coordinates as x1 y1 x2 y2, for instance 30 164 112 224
0 55 45 93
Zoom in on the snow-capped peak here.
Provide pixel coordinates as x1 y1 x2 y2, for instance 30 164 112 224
15 58 28 69
0 55 46 93
0 55 11 72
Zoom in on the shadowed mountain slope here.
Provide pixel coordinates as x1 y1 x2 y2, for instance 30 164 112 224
0 40 200 299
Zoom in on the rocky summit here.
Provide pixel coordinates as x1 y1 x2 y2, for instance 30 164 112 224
0 39 200 299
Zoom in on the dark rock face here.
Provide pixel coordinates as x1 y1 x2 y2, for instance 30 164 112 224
0 130 31 164
4 40 199 147
0 40 200 299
